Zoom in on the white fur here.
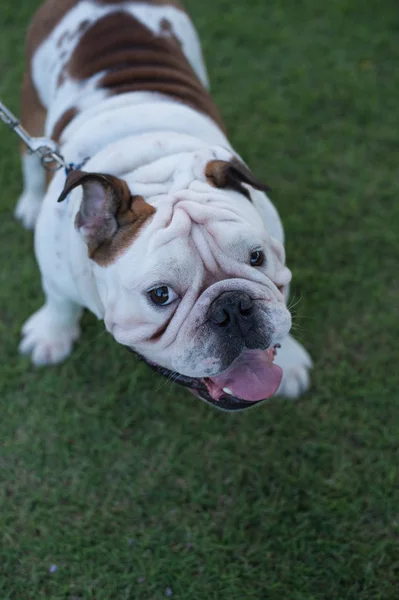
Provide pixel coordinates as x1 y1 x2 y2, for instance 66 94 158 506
17 0 312 402
20 300 82 366
274 334 313 399
15 153 46 229
60 100 231 166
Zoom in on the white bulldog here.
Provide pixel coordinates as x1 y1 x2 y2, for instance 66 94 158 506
16 0 312 411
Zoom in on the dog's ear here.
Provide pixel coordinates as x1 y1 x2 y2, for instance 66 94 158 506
57 170 155 265
205 158 271 200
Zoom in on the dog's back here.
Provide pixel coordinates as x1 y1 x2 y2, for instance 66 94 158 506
22 0 223 148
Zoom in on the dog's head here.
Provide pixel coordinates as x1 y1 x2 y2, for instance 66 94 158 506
58 154 292 411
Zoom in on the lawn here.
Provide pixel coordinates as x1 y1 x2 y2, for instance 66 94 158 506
1 0 399 598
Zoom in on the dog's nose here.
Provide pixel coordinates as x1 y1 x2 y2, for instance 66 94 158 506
208 291 254 336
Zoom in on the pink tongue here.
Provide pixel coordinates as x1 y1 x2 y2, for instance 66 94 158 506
208 350 282 402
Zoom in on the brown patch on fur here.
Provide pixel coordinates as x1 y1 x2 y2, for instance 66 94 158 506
20 69 65 187
77 19 91 34
68 11 225 131
46 170 55 187
57 32 68 48
57 170 156 266
20 69 50 180
160 17 182 47
57 68 67 88
205 158 271 200
51 107 79 144
20 70 46 137
160 17 173 32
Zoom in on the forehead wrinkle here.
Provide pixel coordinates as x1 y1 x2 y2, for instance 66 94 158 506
194 221 270 284
194 221 245 263
191 224 220 273
150 206 192 250
207 217 266 260
175 197 243 225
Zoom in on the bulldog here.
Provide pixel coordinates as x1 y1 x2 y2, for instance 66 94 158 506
15 0 312 411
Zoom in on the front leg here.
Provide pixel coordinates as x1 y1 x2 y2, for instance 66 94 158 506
15 151 46 230
274 334 313 399
20 287 82 366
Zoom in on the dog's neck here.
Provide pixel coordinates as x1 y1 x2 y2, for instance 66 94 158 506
59 92 231 169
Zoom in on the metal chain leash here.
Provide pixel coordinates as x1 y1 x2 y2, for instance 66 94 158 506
0 99 67 171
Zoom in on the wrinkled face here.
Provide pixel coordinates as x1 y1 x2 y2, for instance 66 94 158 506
63 158 292 411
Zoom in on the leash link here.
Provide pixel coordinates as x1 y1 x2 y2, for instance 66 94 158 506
0 99 67 172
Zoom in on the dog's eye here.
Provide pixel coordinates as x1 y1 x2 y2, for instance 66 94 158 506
148 286 176 306
250 250 265 267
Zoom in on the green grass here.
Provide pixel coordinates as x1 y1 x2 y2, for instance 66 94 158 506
1 0 399 598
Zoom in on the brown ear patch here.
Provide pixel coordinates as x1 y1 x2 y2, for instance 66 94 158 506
205 158 271 201
58 170 155 266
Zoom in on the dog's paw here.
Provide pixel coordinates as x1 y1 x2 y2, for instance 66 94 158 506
14 192 42 230
274 335 312 399
19 306 80 366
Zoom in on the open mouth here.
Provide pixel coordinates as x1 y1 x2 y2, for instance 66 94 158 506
128 346 282 412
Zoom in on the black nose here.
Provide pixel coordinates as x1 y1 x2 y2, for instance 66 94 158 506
208 291 254 336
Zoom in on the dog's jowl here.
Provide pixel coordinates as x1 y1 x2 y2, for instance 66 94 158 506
16 0 312 411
